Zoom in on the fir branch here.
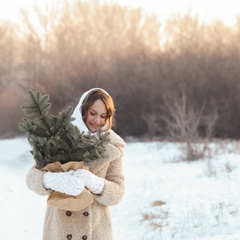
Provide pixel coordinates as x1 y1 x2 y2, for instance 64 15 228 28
21 90 53 136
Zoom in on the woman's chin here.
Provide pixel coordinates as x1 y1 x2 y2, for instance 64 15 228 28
88 126 100 133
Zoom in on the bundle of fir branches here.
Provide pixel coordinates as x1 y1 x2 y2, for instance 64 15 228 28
19 90 110 170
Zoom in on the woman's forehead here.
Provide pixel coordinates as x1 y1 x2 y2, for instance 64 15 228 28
89 99 107 113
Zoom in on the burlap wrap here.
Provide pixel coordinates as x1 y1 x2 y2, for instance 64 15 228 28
41 161 94 211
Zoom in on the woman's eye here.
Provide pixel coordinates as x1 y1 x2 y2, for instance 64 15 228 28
89 111 107 118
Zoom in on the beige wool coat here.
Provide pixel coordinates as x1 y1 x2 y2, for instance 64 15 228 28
26 130 126 240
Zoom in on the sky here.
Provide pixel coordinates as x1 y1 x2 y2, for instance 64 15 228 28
0 0 240 27
108 0 240 26
1 137 240 239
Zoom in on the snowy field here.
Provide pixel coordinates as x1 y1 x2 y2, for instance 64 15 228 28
1 137 240 240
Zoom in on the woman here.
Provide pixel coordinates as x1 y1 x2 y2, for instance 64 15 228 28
26 88 126 240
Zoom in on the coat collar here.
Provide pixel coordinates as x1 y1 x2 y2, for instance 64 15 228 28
107 130 126 148
87 130 126 173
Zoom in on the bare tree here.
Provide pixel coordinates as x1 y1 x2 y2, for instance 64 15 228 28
0 21 16 93
161 91 218 161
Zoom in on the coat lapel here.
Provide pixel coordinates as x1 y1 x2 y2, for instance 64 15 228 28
87 130 126 173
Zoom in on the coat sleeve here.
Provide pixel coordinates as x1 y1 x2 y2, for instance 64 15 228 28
26 165 51 196
93 156 125 206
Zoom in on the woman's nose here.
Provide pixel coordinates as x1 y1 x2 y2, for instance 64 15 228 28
94 116 101 124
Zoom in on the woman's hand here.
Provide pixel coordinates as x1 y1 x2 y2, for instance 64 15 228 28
42 170 84 196
73 169 104 194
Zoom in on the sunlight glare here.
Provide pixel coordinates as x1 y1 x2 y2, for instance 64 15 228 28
0 0 240 27
0 0 29 21
104 0 240 27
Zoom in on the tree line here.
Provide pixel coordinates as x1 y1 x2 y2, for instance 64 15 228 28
1 0 240 140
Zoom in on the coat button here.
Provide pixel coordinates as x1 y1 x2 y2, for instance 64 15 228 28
83 212 89 216
82 235 87 240
66 211 72 216
67 234 72 239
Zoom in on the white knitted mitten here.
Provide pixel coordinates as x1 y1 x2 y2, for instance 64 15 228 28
43 171 84 196
73 169 104 194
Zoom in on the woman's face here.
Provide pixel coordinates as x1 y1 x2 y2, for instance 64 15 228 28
85 99 107 132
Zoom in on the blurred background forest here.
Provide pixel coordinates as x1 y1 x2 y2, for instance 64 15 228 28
1 0 240 141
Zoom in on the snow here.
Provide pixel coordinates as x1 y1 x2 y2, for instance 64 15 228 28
1 137 240 240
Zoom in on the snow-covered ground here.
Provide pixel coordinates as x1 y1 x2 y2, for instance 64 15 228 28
1 137 240 240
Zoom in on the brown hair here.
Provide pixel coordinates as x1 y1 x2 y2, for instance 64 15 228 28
81 89 115 130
